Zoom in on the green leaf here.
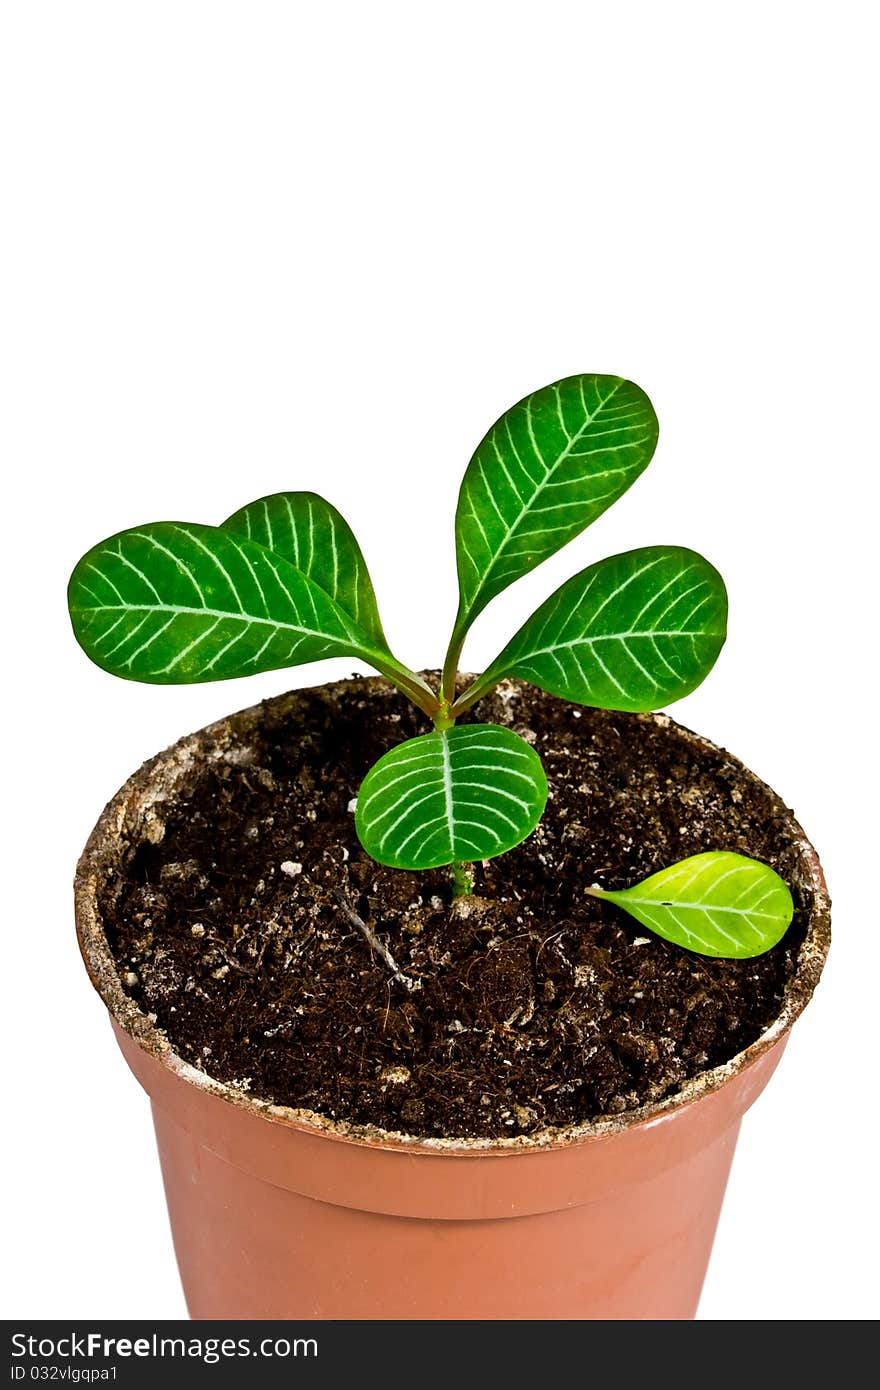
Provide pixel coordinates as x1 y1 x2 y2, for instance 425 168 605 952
587 852 794 959
68 520 379 684
459 546 727 714
355 724 548 870
454 374 658 630
222 491 388 649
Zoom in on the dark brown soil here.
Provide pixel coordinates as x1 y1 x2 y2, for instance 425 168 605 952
98 676 812 1139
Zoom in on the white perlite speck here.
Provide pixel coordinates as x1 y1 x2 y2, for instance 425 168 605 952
347 797 358 813
379 1066 411 1086
280 861 303 876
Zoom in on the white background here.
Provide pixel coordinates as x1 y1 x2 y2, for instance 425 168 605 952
2 2 876 1320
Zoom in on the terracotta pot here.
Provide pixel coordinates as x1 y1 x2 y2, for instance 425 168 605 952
75 686 830 1321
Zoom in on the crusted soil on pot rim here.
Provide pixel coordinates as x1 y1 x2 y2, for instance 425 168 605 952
76 676 830 1148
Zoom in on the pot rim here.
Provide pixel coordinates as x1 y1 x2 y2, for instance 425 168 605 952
75 676 831 1156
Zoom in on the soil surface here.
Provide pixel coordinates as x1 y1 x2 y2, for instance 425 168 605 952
98 676 812 1139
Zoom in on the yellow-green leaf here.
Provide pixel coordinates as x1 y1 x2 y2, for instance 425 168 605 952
587 852 794 959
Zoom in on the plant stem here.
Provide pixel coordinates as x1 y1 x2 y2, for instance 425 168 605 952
369 655 440 721
450 668 498 717
440 621 466 709
451 861 474 897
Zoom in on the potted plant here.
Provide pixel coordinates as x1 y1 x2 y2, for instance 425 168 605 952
70 373 829 1320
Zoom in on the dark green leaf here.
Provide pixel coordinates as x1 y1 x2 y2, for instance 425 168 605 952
355 724 548 870
68 520 380 683
459 546 727 713
454 374 658 629
222 491 388 648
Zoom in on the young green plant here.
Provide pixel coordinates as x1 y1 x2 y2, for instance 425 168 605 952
68 373 794 960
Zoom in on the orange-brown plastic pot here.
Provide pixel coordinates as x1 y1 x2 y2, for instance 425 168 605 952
75 688 830 1321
